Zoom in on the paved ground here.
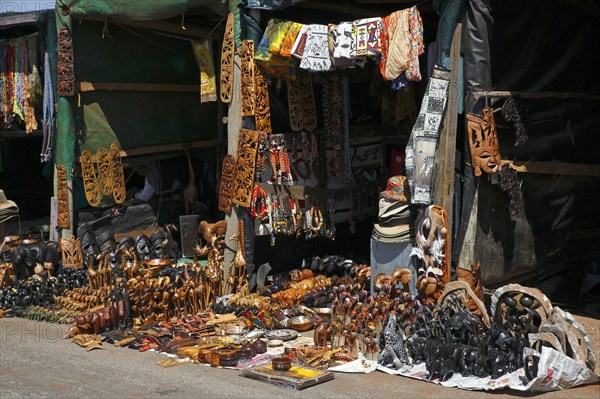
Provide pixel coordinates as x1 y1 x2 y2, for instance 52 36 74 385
0 318 598 399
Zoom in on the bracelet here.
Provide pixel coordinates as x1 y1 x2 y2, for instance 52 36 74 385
250 185 267 219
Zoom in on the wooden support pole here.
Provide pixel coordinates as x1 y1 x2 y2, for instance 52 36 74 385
433 23 462 259
223 53 242 290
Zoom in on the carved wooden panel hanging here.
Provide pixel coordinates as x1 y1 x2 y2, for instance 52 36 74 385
220 13 235 103
240 40 255 117
287 80 303 132
57 165 69 228
218 154 237 213
297 72 317 132
96 148 113 196
61 236 83 269
80 150 101 207
57 27 75 97
231 129 259 208
254 65 272 134
109 144 126 204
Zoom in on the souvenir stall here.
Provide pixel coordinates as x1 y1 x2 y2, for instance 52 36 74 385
1 10 57 227
0 0 598 395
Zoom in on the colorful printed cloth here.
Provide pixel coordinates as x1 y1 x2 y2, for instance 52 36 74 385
255 19 279 62
280 22 303 58
268 21 292 55
192 40 217 103
382 9 410 81
299 24 332 72
291 24 309 59
406 6 424 81
351 17 384 58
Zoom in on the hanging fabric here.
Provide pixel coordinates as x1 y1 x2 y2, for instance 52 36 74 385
299 24 332 72
350 17 384 59
279 22 303 58
382 9 411 81
405 66 451 205
405 6 424 81
192 40 217 103
27 33 42 106
40 52 55 163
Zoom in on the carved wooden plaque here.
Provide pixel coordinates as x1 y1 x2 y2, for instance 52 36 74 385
96 147 113 196
231 129 259 208
57 165 69 228
220 13 235 103
218 154 237 213
240 40 255 117
57 27 75 97
61 236 83 269
80 150 101 207
109 144 126 204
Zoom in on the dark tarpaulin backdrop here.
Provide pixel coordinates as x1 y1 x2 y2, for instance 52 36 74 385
468 0 600 285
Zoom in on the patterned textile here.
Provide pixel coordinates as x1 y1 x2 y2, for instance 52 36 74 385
291 25 309 59
406 6 424 81
299 25 332 72
331 22 353 59
383 9 410 81
405 66 450 205
280 22 303 58
192 40 217 103
268 21 292 55
255 19 279 62
351 17 384 58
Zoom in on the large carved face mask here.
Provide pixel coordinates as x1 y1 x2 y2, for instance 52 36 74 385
135 234 151 260
467 108 501 177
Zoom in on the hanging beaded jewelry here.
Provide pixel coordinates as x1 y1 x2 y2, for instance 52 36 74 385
250 185 267 219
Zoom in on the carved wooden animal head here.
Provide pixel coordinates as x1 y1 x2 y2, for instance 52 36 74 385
199 220 227 244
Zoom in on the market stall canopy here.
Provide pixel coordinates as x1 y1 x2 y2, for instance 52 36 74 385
56 0 227 20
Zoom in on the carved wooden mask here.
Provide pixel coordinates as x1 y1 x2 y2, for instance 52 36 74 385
467 108 501 177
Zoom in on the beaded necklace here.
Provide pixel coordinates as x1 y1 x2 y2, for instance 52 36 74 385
250 185 268 219
0 41 7 125
40 52 55 163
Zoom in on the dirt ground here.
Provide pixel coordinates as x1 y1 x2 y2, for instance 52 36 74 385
0 313 598 399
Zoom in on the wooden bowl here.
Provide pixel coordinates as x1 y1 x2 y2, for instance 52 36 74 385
271 357 292 371
288 316 314 332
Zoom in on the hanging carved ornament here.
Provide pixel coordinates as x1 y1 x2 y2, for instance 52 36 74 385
287 79 303 132
231 129 259 208
218 154 237 213
57 27 75 97
297 72 317 132
80 150 101 207
412 204 450 285
220 13 235 103
490 283 553 337
438 280 490 327
61 236 83 269
57 165 70 228
95 148 113 196
466 107 501 177
109 144 126 204
240 40 255 117
254 65 272 134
